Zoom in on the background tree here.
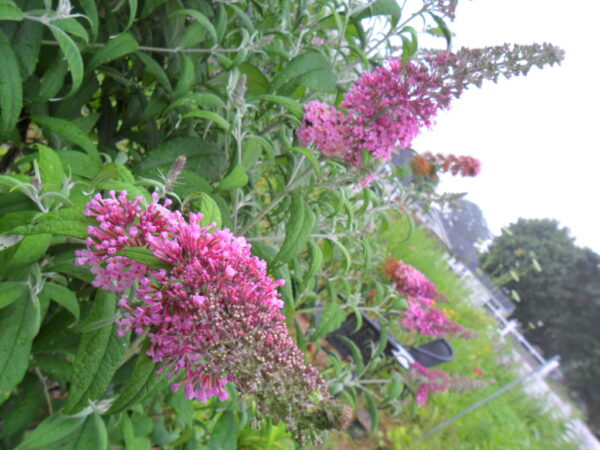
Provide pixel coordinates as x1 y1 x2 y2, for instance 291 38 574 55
480 218 600 432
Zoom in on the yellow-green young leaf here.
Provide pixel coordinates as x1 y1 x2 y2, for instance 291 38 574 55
87 32 139 72
113 247 171 270
15 414 86 450
170 9 217 44
106 347 163 415
43 282 79 322
0 281 27 310
0 0 23 21
47 24 83 97
0 290 38 401
328 238 352 273
217 166 248 191
198 193 222 228
37 144 64 192
182 110 230 131
0 28 22 139
62 290 128 414
382 373 404 404
31 116 99 161
257 94 303 118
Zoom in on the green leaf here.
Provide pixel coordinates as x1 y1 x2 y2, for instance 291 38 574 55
208 411 238 450
31 115 99 161
197 193 222 228
0 28 22 139
170 9 217 44
53 18 89 44
311 300 344 340
428 12 452 49
382 373 404 404
217 165 248 191
135 51 172 93
0 374 45 440
138 137 227 183
0 0 23 21
239 62 270 95
8 234 52 268
37 144 64 191
37 59 69 101
62 290 128 414
287 146 320 175
47 23 84 97
172 54 195 100
338 335 364 374
0 290 38 401
124 0 138 31
273 195 315 265
166 92 225 112
0 210 36 234
302 240 323 290
9 208 94 239
41 413 107 450
113 247 171 270
256 94 303 118
353 0 401 21
87 32 139 72
0 281 27 310
182 110 230 130
364 390 379 438
106 348 163 415
43 282 80 322
78 0 99 39
16 414 87 450
328 238 352 273
91 162 136 186
58 150 102 179
272 53 336 93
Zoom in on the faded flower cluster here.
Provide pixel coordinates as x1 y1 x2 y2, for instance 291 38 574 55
76 191 349 444
413 152 481 178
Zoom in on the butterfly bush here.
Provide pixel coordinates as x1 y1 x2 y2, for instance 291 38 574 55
76 191 349 444
407 362 491 405
384 258 474 338
298 57 456 168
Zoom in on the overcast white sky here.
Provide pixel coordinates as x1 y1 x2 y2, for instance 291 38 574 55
413 0 600 252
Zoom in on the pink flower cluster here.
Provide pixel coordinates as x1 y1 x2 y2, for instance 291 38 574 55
384 258 439 298
76 191 348 443
298 57 459 168
422 152 481 177
384 258 473 339
403 296 474 339
407 362 490 404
